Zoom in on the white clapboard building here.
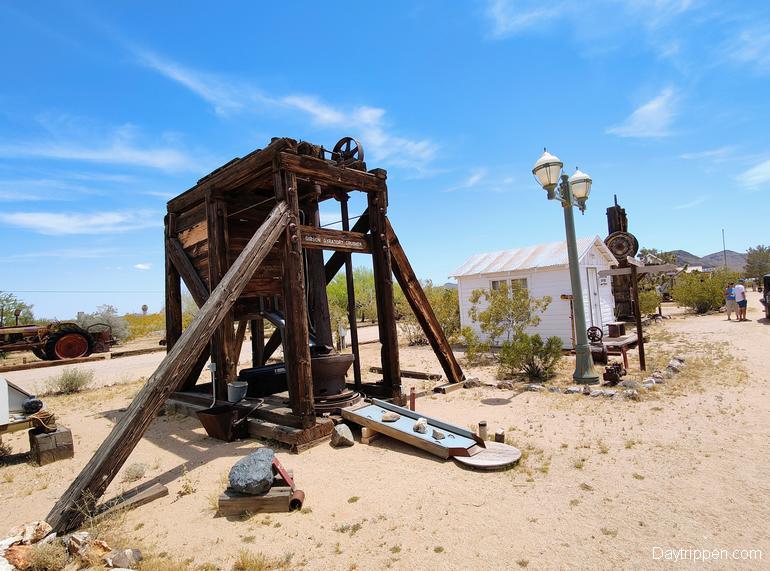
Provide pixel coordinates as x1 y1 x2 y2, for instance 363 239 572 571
451 236 617 348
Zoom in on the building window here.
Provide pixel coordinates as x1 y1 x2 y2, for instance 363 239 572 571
490 278 528 293
491 279 506 291
511 278 528 292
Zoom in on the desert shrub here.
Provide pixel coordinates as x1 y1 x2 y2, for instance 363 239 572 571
232 549 293 571
468 283 551 347
671 269 738 314
76 304 129 341
29 541 68 571
124 311 165 340
498 333 563 380
460 326 487 365
46 368 93 395
326 267 377 324
393 282 460 346
638 289 662 315
122 462 147 482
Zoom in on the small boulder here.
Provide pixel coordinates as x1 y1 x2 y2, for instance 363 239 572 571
526 384 545 392
4 545 32 570
381 412 400 423
623 389 640 401
619 379 640 389
667 359 685 373
589 390 603 397
642 382 655 389
565 386 582 394
228 448 275 494
463 377 482 388
651 370 665 380
602 390 617 398
413 418 428 434
547 386 561 393
496 381 514 390
104 548 142 569
432 428 446 440
672 355 686 363
330 425 354 448
7 521 52 545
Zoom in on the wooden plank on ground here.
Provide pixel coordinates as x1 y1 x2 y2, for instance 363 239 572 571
369 367 442 381
92 483 169 522
46 202 289 534
217 486 292 517
0 353 107 373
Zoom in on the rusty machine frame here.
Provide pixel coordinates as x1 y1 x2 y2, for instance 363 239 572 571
47 136 465 533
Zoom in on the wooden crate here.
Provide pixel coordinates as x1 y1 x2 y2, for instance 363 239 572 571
29 426 74 465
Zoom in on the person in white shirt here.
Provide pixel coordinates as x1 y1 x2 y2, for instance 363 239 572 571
734 281 747 321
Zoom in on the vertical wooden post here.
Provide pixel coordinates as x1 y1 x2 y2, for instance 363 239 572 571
630 265 646 371
250 317 264 368
207 192 236 400
164 214 182 352
302 187 334 348
367 186 401 402
340 195 362 390
276 166 315 427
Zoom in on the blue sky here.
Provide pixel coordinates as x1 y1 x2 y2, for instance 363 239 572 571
1 1 769 318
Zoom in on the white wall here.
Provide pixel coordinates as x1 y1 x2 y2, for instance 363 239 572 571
457 245 615 349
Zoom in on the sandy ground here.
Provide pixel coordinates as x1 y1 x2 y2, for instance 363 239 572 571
1 294 769 570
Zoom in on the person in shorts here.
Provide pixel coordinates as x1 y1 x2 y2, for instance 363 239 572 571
724 282 737 320
734 280 747 321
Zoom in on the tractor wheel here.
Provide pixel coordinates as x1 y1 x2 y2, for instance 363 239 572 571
32 348 48 361
44 326 94 360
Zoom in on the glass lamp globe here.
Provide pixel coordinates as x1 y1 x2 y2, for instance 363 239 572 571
568 168 592 200
532 150 563 192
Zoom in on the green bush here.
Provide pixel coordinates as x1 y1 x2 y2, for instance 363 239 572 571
76 304 129 341
671 269 738 314
45 368 93 395
498 333 563 380
638 289 662 315
394 282 461 346
460 326 487 365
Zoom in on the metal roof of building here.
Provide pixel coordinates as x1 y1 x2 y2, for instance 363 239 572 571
451 236 614 277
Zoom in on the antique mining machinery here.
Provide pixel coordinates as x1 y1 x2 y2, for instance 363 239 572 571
605 195 639 320
46 136 467 533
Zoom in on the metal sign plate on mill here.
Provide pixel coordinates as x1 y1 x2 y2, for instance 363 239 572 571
453 441 522 470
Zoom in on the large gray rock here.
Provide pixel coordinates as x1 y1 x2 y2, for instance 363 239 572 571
104 548 142 568
229 448 274 495
331 424 354 447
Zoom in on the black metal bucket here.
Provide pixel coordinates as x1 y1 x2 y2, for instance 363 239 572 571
196 405 248 442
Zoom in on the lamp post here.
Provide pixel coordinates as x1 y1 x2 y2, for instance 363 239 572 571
532 150 599 385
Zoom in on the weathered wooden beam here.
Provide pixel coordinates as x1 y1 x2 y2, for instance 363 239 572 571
276 166 315 428
340 197 362 390
167 235 209 308
368 193 401 401
302 193 334 348
250 317 264 368
207 193 236 400
299 226 370 253
279 152 386 193
598 263 676 277
164 215 182 352
262 328 282 362
46 202 288 533
324 209 370 284
386 218 465 385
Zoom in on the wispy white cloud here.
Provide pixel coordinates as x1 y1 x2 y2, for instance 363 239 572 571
0 118 202 172
738 158 770 189
443 168 518 193
484 0 561 38
134 50 437 172
673 196 708 210
133 263 151 270
0 210 159 235
443 168 488 192
722 26 770 74
606 88 678 138
679 146 734 162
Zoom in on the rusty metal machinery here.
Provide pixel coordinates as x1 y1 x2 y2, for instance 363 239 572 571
602 363 627 384
0 322 115 361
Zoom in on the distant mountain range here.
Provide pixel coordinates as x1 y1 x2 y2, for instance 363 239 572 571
670 249 747 272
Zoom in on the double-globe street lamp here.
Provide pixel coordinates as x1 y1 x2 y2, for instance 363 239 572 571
532 150 599 385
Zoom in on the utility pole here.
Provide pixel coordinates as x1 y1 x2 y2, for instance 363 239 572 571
722 229 727 269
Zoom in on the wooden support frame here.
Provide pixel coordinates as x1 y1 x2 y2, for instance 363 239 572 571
340 196 362 389
164 214 182 351
250 317 264 368
47 202 289 533
386 218 465 384
275 165 315 427
367 191 401 401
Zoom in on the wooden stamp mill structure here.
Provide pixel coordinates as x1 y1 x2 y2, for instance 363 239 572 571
47 136 465 532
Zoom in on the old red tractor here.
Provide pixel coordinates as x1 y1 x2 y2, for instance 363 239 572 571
0 321 115 361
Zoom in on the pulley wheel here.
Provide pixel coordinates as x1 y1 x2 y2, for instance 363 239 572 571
332 137 364 164
605 231 638 260
587 326 603 343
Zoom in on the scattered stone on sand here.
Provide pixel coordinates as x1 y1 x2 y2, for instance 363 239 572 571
667 359 685 373
526 384 545 392
620 379 640 389
4 545 31 570
623 389 640 401
330 425 355 448
228 448 275 494
104 548 142 569
463 377 482 388
565 386 583 394
589 390 603 397
432 428 446 440
497 381 514 390
381 411 400 422
548 386 561 393
66 532 110 561
413 418 428 434
673 355 686 363
583 386 592 395
643 377 657 385
642 382 655 389
602 390 617 397
7 521 52 545
652 370 665 380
